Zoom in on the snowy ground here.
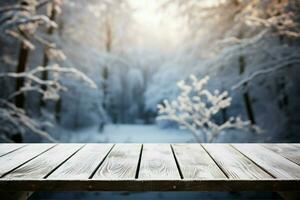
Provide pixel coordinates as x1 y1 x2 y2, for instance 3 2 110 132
49 124 259 143
51 124 196 143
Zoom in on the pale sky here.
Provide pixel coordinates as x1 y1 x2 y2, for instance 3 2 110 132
128 0 189 51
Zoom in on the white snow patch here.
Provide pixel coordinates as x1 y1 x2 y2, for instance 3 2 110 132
51 124 195 143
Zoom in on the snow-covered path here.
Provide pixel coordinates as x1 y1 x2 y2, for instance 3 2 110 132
52 124 196 143
50 123 258 143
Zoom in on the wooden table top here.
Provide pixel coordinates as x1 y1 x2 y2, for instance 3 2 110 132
0 143 299 191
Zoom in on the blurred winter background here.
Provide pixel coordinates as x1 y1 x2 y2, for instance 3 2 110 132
0 0 299 199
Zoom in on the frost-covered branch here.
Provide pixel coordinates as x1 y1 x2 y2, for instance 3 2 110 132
0 99 56 142
0 63 97 142
1 14 57 31
157 75 258 143
0 64 97 101
232 57 300 90
0 0 61 51
245 12 300 38
37 0 62 9
216 29 269 48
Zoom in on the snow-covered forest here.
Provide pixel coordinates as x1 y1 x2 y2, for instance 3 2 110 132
0 0 300 143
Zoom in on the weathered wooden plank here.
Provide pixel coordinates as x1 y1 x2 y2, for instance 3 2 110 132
0 143 299 192
263 144 300 165
48 144 113 179
139 144 180 180
203 144 272 179
3 144 83 179
232 144 300 179
93 144 141 180
172 144 226 179
0 144 26 157
0 144 54 177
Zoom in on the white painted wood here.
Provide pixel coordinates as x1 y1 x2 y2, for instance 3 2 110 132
3 144 83 179
0 144 54 177
0 143 299 192
263 144 300 165
172 144 226 179
139 144 180 180
93 144 141 180
233 144 300 179
0 144 26 157
203 144 273 179
48 144 113 179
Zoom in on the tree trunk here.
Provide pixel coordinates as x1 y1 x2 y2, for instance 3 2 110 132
11 0 38 143
101 66 109 111
15 42 29 109
239 55 256 124
277 35 291 138
277 35 289 112
55 97 62 123
105 18 112 52
40 2 57 109
100 18 112 126
220 84 228 123
12 42 30 143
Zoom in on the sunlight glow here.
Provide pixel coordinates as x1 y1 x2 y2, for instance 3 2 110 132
128 0 188 51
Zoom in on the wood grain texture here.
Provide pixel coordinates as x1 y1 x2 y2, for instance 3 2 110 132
172 144 226 179
232 144 300 179
48 144 113 179
0 144 26 157
0 143 299 192
3 144 83 179
93 144 141 180
203 144 273 179
139 144 180 180
263 144 300 165
0 144 54 177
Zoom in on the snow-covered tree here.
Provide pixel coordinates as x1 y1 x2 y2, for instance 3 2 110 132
40 0 64 113
156 0 300 141
157 75 258 143
0 0 64 109
0 99 55 142
0 0 97 142
0 63 97 142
